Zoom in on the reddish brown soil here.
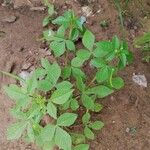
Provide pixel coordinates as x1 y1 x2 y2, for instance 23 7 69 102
0 0 150 150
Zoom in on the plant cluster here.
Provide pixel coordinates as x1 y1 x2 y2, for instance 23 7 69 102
134 32 150 63
3 3 132 150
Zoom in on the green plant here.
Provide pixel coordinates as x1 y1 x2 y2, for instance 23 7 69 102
2 4 132 150
134 32 150 62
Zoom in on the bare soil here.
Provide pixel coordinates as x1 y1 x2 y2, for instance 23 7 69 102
0 0 150 150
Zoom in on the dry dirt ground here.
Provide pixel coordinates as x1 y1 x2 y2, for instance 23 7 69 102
0 0 150 150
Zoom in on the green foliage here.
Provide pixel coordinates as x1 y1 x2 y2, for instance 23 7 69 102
134 32 150 63
2 5 132 150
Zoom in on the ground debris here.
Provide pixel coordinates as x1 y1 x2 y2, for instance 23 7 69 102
2 15 17 23
30 6 46 11
132 73 148 87
81 6 93 17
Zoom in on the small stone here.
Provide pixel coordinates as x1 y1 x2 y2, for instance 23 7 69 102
2 15 17 23
22 63 32 70
132 73 148 87
126 127 130 133
82 6 93 17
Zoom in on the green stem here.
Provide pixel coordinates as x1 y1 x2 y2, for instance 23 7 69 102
109 68 115 87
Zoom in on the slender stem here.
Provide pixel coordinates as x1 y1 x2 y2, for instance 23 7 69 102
87 76 96 87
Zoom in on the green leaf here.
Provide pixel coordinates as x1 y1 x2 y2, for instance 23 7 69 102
55 127 72 150
56 81 73 90
90 58 106 68
76 76 85 92
62 66 72 79
112 35 120 50
84 126 94 140
26 72 38 94
82 30 95 50
41 124 56 142
48 4 54 16
71 133 86 145
50 41 66 57
82 112 90 125
120 53 127 67
46 62 61 85
41 58 51 70
70 99 79 111
89 121 104 130
38 79 53 91
4 85 29 101
57 113 77 126
111 77 124 89
70 28 79 40
71 57 84 67
93 41 112 57
47 101 57 119
81 94 94 110
94 103 103 112
66 40 75 51
52 16 66 25
27 123 35 142
50 88 73 105
96 67 109 82
76 49 91 60
73 144 89 150
57 25 65 37
72 67 86 79
43 16 50 27
86 85 114 98
7 122 27 140
43 29 55 41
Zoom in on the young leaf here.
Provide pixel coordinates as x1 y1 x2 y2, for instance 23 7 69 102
112 35 120 50
82 112 90 125
82 30 95 50
111 77 124 89
84 126 94 140
89 121 104 130
55 127 72 150
62 66 72 79
73 144 89 150
47 4 54 16
66 40 75 51
72 67 86 79
57 113 77 126
70 99 79 111
41 58 51 70
43 29 55 41
7 122 28 140
47 101 57 119
50 88 73 105
41 124 56 142
50 41 66 57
